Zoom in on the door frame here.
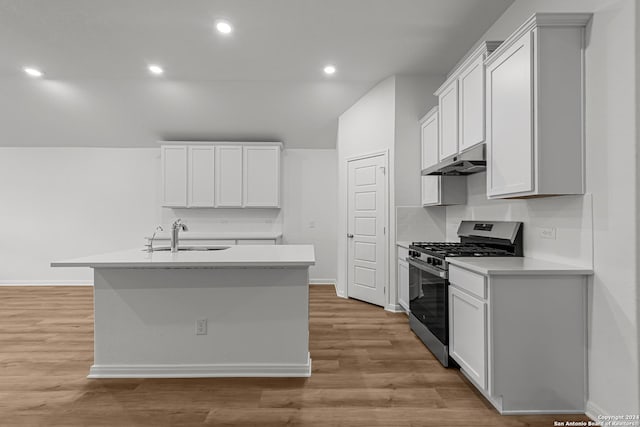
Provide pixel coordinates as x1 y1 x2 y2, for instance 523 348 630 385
345 150 390 307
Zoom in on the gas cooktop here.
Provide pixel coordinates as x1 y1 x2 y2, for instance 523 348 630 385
409 242 515 258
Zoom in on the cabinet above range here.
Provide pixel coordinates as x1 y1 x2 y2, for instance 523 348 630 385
160 141 281 209
420 107 466 206
423 41 502 176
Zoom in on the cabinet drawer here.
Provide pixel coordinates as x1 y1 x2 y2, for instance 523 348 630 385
449 265 486 299
397 246 409 261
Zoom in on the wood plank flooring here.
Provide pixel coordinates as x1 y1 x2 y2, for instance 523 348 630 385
0 285 591 426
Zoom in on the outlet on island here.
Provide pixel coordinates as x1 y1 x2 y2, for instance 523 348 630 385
196 319 208 335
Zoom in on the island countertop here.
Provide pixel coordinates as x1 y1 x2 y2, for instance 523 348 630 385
51 245 315 268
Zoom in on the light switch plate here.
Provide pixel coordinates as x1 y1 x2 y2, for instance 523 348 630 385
539 227 557 240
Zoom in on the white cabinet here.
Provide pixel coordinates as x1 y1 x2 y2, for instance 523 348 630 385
449 285 487 389
437 80 458 161
237 239 277 245
160 142 282 209
421 176 467 207
433 42 501 163
243 145 280 208
397 245 409 312
215 146 243 207
161 146 188 207
188 146 215 207
448 262 590 414
458 54 486 152
420 108 467 206
420 107 439 171
485 13 590 199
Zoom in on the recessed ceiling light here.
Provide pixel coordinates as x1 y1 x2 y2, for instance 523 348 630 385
323 65 336 75
148 64 164 76
23 67 43 78
215 20 233 35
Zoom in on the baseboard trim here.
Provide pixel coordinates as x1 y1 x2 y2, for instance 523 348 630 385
334 283 347 298
0 280 93 286
88 353 312 378
500 409 586 415
385 303 404 313
399 301 410 313
585 400 609 423
309 279 336 286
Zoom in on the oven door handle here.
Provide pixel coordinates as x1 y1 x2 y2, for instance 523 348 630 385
406 258 448 279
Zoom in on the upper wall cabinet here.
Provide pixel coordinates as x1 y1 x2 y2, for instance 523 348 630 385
188 146 216 207
434 41 502 162
161 146 188 207
243 145 281 208
215 146 243 207
485 13 591 199
420 107 467 206
437 80 459 161
161 142 282 208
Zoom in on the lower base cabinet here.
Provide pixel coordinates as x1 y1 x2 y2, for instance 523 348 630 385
449 286 487 389
448 265 588 414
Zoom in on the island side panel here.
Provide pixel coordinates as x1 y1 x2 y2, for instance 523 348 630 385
91 266 310 377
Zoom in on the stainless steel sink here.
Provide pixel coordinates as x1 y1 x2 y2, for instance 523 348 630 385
144 246 231 252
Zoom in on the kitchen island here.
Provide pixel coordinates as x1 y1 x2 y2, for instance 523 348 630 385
52 245 315 378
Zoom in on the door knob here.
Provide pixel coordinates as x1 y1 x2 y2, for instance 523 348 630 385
347 234 354 238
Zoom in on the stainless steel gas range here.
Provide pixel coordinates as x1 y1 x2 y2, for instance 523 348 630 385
407 220 523 367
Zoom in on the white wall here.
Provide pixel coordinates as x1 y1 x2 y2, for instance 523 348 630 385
337 76 396 300
0 148 159 283
0 147 338 283
281 149 338 283
452 0 638 416
336 75 449 307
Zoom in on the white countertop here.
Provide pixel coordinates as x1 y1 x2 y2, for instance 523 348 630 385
397 241 411 249
52 245 315 268
144 231 283 240
446 257 593 276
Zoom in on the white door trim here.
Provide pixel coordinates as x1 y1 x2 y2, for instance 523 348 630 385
345 150 389 307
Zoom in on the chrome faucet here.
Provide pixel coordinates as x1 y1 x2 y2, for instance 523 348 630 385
171 219 188 252
145 225 164 252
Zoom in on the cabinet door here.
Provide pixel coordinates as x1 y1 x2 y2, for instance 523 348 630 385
398 259 410 312
161 145 187 207
188 146 215 207
421 176 441 206
243 146 280 208
421 111 439 170
215 146 243 207
449 286 487 390
486 31 534 197
459 55 486 152
438 80 459 161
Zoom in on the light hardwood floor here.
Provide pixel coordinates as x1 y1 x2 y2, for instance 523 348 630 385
0 285 590 426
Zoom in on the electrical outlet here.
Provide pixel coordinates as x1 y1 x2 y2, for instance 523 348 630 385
539 227 557 240
196 319 207 335
308 221 316 229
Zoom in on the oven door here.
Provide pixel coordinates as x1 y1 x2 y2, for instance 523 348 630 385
407 258 449 345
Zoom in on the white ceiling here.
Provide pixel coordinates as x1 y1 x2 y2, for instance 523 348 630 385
0 0 514 148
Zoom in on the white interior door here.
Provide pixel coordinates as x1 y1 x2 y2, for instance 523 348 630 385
347 154 387 307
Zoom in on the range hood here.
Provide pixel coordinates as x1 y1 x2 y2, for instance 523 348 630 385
422 144 486 176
